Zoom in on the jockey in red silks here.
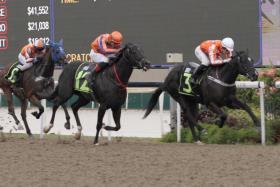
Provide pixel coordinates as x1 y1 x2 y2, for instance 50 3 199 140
86 31 123 87
192 37 234 83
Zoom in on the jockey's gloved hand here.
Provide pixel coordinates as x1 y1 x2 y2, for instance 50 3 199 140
33 57 41 64
108 54 117 63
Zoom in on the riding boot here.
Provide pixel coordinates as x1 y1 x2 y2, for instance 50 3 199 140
192 65 208 84
85 62 109 88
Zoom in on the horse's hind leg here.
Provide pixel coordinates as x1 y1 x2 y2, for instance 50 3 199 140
29 95 44 119
3 88 23 129
208 103 227 128
71 96 90 140
104 106 121 131
20 99 32 136
94 104 107 145
189 103 206 137
178 98 200 143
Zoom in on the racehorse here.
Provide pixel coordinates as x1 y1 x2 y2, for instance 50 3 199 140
143 51 259 143
0 40 67 136
43 43 151 144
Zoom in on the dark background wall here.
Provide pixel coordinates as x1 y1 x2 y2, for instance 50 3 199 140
1 0 261 67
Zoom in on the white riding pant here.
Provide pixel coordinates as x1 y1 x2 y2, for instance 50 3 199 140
195 46 210 66
17 53 33 71
89 49 109 63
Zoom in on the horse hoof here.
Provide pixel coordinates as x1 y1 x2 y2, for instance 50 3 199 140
31 112 40 119
195 140 205 145
43 124 53 133
43 127 50 133
31 111 37 117
94 142 99 146
28 134 34 139
64 122 70 130
17 123 24 130
74 133 81 140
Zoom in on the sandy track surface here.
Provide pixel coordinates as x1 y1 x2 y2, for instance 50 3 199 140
0 135 280 187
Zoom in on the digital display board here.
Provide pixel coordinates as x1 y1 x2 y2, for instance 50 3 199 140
0 0 261 67
1 0 51 65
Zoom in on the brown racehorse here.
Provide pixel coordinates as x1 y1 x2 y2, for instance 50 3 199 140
0 40 69 136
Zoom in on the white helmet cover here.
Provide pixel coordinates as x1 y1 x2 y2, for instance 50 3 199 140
221 37 234 52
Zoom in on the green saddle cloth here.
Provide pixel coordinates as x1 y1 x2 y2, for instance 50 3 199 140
5 62 19 83
74 62 93 93
178 66 195 96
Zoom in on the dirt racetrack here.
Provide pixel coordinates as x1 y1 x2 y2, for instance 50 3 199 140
0 134 280 187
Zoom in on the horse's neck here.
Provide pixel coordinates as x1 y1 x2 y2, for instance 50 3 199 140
209 63 238 84
39 48 55 78
112 57 133 84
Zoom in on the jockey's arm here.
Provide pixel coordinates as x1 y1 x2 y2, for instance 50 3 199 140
22 49 34 63
99 37 119 54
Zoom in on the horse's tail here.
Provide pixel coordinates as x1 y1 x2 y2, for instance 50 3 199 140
143 86 164 119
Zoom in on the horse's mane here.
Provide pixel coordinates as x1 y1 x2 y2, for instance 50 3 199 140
111 43 131 63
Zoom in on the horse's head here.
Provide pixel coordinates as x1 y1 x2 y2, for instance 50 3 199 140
233 50 258 81
119 43 151 71
49 39 67 65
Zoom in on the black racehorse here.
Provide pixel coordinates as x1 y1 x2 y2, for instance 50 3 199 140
143 51 259 143
0 39 68 136
44 43 151 144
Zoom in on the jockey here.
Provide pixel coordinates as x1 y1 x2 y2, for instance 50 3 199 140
192 37 234 83
86 31 123 87
6 38 46 83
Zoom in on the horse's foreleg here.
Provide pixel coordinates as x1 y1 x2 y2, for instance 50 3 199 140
227 97 260 127
29 95 44 119
44 97 71 133
44 98 60 133
104 107 121 131
20 99 32 136
94 104 107 145
61 104 71 130
208 103 227 128
71 96 89 140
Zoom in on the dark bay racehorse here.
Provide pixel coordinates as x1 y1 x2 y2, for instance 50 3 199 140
0 40 67 136
44 43 150 144
143 51 259 143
